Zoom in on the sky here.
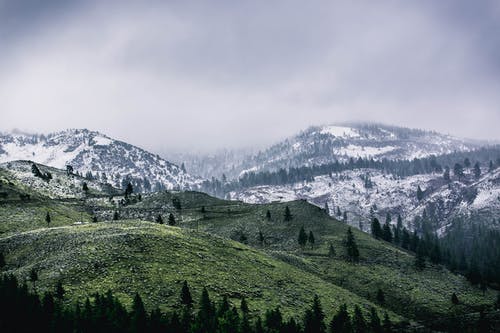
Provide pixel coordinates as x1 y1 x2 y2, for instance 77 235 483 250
1 0 500 153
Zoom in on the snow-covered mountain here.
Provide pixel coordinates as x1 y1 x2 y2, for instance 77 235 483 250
0 129 202 192
231 165 500 233
175 123 480 179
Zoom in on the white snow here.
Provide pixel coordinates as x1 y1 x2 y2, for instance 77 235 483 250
335 145 396 158
320 126 360 138
93 136 113 146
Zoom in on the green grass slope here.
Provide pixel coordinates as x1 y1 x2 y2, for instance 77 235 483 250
0 221 396 322
125 192 496 323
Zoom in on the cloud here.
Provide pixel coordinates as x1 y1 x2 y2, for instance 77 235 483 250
0 0 499 153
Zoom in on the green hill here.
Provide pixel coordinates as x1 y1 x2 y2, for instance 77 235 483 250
0 163 497 330
0 221 395 322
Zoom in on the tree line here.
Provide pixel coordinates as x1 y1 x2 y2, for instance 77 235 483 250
0 274 397 333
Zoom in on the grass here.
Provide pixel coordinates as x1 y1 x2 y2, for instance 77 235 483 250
0 221 397 322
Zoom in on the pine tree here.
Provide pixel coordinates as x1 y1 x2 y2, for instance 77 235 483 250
125 183 133 197
352 305 367 333
382 222 393 243
329 304 352 333
168 213 176 226
30 268 38 291
343 211 348 222
451 293 459 305
382 313 391 333
55 281 65 300
345 227 360 262
266 210 271 221
474 162 481 179
415 244 426 270
376 288 385 305
258 230 265 246
284 206 292 221
328 243 336 257
401 228 410 250
303 295 326 333
0 252 5 270
180 280 193 308
45 212 51 227
371 218 382 239
454 163 464 180
240 298 251 333
417 185 424 201
369 307 382 333
82 182 89 193
324 202 329 213
113 211 119 221
298 226 308 248
464 157 471 168
443 166 451 181
131 293 147 333
156 214 163 224
337 207 342 217
92 216 98 223
308 231 315 250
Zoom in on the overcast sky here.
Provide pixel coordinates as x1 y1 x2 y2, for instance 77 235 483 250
1 0 500 153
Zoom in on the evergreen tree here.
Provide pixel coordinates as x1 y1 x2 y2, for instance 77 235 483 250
113 211 119 221
284 206 292 221
125 183 133 197
464 157 471 168
369 307 382 333
489 160 495 172
343 211 348 222
473 162 481 179
240 298 251 333
82 182 89 193
401 228 410 250
382 222 393 243
382 313 391 333
454 163 464 180
328 243 336 257
417 185 424 201
352 305 367 333
324 202 329 213
92 216 98 223
0 251 5 269
195 287 215 333
415 244 426 270
266 210 271 221
131 293 147 333
168 213 176 226
336 207 342 217
298 226 308 248
258 230 265 246
329 304 352 333
45 212 51 227
451 293 459 305
376 288 385 305
303 295 326 333
308 231 316 250
345 227 360 262
394 215 403 244
180 280 193 308
443 166 451 181
156 214 163 224
55 281 65 300
30 268 38 290
371 218 382 239
495 292 500 310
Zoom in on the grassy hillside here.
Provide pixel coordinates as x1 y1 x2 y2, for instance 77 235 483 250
0 221 396 322
0 165 496 329
125 192 497 323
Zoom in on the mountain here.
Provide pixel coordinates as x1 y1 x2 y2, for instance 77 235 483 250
0 162 496 331
231 163 500 233
0 129 202 192
174 123 481 180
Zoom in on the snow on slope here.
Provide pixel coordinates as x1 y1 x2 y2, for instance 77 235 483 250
231 167 500 233
180 123 479 180
0 129 202 192
0 160 120 199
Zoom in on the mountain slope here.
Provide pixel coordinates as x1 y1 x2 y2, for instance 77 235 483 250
176 123 480 179
0 129 201 192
